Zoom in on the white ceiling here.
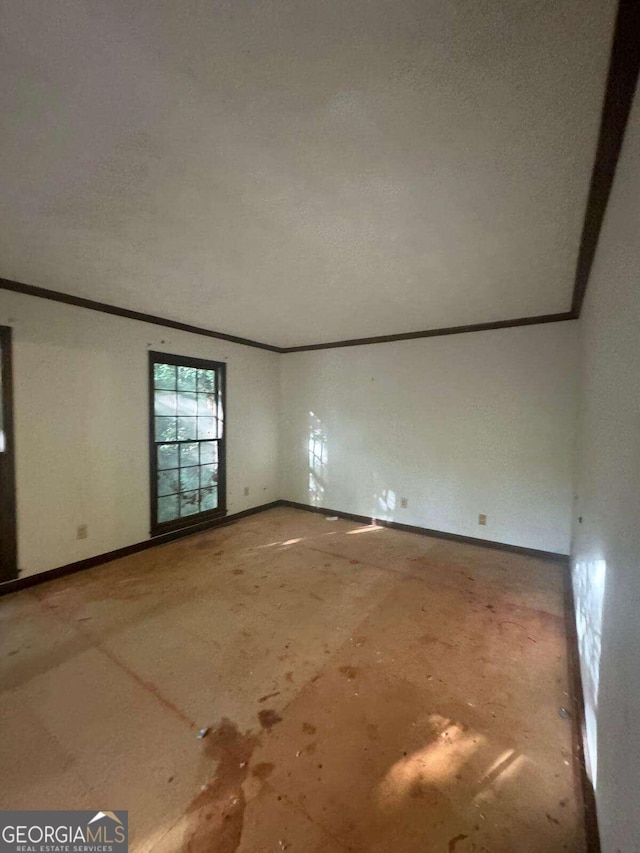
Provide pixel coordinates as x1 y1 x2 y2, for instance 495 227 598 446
0 0 616 347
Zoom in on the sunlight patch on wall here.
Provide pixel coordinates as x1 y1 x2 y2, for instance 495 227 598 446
573 557 607 785
372 487 396 521
308 411 328 506
377 489 396 516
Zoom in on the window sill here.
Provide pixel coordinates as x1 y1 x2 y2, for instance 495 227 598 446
150 507 228 539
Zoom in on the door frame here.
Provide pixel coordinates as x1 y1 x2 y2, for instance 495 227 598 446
0 326 17 581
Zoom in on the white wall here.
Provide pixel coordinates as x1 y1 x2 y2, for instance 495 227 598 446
0 290 581 577
280 323 579 555
0 291 280 577
571 81 640 853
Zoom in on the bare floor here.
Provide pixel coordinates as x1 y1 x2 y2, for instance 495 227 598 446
0 507 584 852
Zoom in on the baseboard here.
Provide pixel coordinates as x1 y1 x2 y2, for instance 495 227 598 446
0 501 281 596
280 500 569 563
562 565 602 852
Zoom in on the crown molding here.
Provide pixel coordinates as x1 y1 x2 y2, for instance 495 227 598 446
279 312 576 352
571 0 640 316
0 277 282 352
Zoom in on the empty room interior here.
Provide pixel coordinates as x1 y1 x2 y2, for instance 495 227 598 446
1 1 639 852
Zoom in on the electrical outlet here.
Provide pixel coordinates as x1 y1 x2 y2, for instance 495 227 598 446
76 524 88 540
478 514 487 526
243 486 250 496
400 497 408 508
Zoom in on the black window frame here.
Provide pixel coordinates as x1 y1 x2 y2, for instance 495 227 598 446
148 351 227 536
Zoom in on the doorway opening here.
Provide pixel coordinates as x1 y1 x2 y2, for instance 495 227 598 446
0 326 17 581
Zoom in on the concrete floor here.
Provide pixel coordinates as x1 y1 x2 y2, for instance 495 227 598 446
0 507 584 852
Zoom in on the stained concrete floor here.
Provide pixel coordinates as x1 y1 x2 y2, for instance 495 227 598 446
0 507 585 852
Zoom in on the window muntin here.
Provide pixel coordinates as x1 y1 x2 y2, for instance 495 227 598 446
149 353 225 534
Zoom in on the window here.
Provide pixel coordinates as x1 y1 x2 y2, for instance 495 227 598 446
149 352 226 535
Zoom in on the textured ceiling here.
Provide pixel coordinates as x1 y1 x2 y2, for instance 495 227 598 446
0 0 616 347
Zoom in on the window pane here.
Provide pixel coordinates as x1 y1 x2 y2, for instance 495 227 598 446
177 391 197 416
197 394 216 416
177 366 197 391
158 494 179 523
177 417 197 440
158 469 179 497
197 417 215 439
200 441 217 464
154 390 176 416
155 417 177 441
180 442 199 467
200 464 217 488
200 486 218 511
152 357 223 530
154 363 176 390
180 490 200 516
180 466 199 492
197 369 215 393
157 444 178 470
